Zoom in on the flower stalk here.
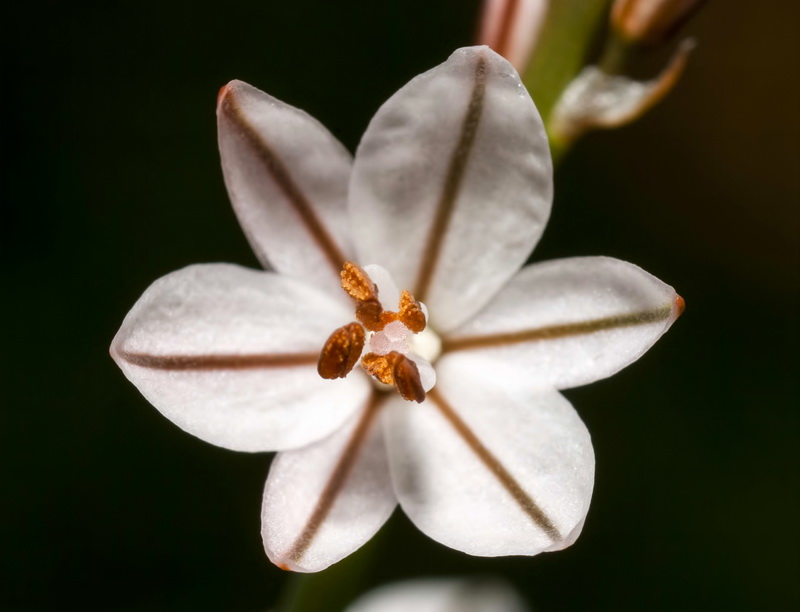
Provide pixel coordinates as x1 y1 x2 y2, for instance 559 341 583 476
477 0 704 161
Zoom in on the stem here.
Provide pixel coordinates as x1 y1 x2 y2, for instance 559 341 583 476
522 0 611 147
597 31 633 75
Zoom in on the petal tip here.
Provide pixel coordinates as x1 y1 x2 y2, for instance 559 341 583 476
108 332 125 365
266 548 296 572
450 44 496 67
674 294 686 318
216 83 231 108
266 544 305 573
270 555 313 573
216 80 248 111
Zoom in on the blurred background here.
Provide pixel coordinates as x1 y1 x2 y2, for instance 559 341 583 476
2 1 797 610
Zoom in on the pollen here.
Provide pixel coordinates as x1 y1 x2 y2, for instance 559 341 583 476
398 290 426 333
340 261 378 302
318 261 433 401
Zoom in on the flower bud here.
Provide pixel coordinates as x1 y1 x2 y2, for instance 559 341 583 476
476 0 549 72
611 0 706 45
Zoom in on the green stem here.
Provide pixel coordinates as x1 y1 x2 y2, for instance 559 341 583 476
522 0 611 159
597 31 633 75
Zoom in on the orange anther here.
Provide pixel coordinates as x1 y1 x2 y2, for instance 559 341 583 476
361 351 425 403
341 262 379 302
392 353 426 403
320 262 429 399
317 323 366 379
361 352 394 386
398 290 426 333
355 298 385 331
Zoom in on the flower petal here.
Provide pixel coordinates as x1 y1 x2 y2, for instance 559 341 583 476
262 394 396 572
345 577 529 612
217 80 354 295
442 256 683 390
110 264 369 452
385 360 593 557
350 46 552 332
385 362 594 557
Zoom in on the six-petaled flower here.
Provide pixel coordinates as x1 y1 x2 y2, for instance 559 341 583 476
111 46 683 573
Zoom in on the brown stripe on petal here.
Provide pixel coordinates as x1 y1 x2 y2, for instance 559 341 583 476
442 304 673 353
220 92 347 274
413 52 489 301
119 350 319 371
428 389 562 542
283 392 385 566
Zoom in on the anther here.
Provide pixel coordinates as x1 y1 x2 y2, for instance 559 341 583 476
317 323 366 379
392 354 426 403
361 351 426 403
341 262 378 302
360 353 393 386
321 262 432 401
397 290 426 333
355 298 384 331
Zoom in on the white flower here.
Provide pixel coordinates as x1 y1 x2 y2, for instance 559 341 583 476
110 46 683 573
344 577 529 612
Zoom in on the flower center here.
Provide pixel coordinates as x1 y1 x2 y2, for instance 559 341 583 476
317 262 437 402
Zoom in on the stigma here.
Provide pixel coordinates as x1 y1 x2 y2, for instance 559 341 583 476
317 262 435 402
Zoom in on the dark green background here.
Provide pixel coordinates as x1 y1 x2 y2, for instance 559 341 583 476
2 1 798 610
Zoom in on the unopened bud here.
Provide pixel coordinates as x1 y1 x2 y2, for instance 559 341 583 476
476 0 549 73
611 0 706 45
550 38 694 144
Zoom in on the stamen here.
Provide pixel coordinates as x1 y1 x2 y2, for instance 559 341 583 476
340 262 378 302
341 261 427 334
354 298 385 332
317 323 366 379
392 354 426 403
320 261 434 401
397 290 426 333
361 351 426 403
360 353 394 386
